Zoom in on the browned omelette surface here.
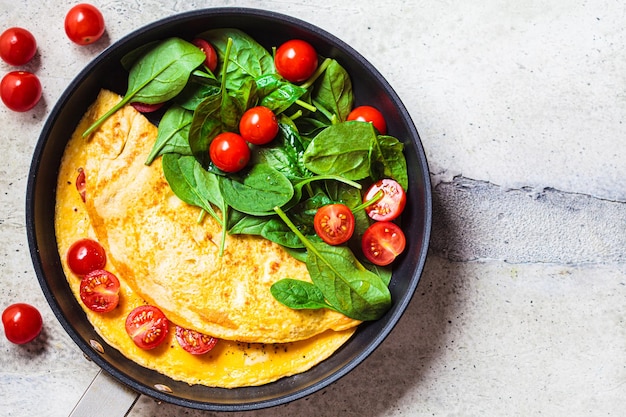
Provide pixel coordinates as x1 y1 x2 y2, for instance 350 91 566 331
54 89 357 387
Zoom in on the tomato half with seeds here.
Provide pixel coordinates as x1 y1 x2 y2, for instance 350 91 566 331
125 305 169 350
2 303 43 344
347 105 387 135
76 168 86 202
192 38 218 73
66 238 107 276
363 179 406 221
209 132 250 173
79 270 120 313
362 221 406 266
314 203 355 246
175 326 218 355
274 39 318 83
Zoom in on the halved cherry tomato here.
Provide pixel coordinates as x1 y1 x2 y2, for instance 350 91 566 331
2 303 43 344
125 305 169 350
0 27 37 66
76 168 86 202
175 325 218 355
274 39 318 83
209 132 250 173
130 101 164 113
361 221 406 266
363 179 406 221
0 71 41 112
64 4 105 45
239 106 279 145
66 238 107 276
192 38 218 73
314 203 355 246
347 105 387 135
79 270 120 313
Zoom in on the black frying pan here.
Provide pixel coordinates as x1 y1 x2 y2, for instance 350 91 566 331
26 8 432 413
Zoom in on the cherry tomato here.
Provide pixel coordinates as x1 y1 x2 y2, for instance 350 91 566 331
64 4 105 45
209 132 250 173
274 39 318 83
2 303 43 344
79 270 120 313
130 101 164 113
239 106 279 145
192 38 218 73
0 27 37 66
66 238 107 276
175 325 218 355
347 105 387 134
363 179 406 221
362 221 406 266
125 305 169 350
76 168 86 202
314 204 355 246
0 71 42 112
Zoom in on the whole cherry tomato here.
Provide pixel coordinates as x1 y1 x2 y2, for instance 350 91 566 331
239 106 279 145
0 71 42 112
125 305 169 350
66 238 107 276
347 105 387 134
192 38 218 73
2 303 43 344
80 270 120 313
64 4 105 45
175 326 218 355
363 178 406 221
362 221 406 266
0 27 37 66
314 203 355 246
274 39 318 83
209 132 251 173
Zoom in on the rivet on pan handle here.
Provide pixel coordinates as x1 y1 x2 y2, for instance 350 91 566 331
69 369 139 417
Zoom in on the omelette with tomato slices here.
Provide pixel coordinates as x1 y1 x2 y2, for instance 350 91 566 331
54 89 358 388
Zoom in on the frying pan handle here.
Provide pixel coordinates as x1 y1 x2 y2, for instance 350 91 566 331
69 369 139 417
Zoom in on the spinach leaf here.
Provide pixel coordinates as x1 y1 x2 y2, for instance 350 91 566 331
311 59 353 122
371 135 409 190
219 163 294 216
146 105 193 164
188 92 222 165
303 121 378 180
270 279 337 311
83 38 206 137
256 73 308 114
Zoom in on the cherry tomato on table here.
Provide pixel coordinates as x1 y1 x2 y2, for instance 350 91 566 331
363 178 406 221
192 38 218 73
65 4 105 45
239 106 279 145
0 71 42 112
125 305 169 350
66 238 107 276
80 270 120 313
347 105 387 135
175 325 218 355
314 203 355 246
274 39 318 83
0 27 37 66
209 132 251 173
2 303 43 344
362 221 406 266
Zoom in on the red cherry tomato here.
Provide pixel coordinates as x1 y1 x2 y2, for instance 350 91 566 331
362 221 406 266
0 27 37 66
130 101 164 113
239 106 279 145
64 4 105 45
79 270 120 313
209 132 251 173
0 71 42 112
175 325 218 355
76 168 86 202
66 238 107 276
314 204 355 246
347 105 387 134
363 179 406 221
125 305 169 350
274 39 318 83
192 38 218 73
2 303 43 344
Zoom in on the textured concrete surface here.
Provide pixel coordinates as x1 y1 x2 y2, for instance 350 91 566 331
1 1 625 416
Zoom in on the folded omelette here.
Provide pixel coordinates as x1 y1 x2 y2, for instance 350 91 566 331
54 89 358 387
